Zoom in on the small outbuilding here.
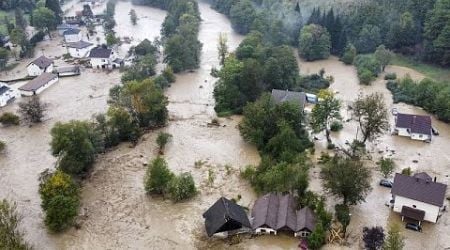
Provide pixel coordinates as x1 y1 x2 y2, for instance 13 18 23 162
66 40 94 58
251 193 316 237
27 56 54 77
63 28 82 43
0 83 19 107
271 89 307 112
391 173 447 224
19 73 58 96
203 197 251 237
394 113 432 142
55 66 81 77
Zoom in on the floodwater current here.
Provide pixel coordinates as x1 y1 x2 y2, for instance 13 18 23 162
0 1 449 249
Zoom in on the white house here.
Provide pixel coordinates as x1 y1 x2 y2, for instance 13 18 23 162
89 47 115 69
27 56 54 76
63 28 83 43
66 40 94 58
391 173 447 224
18 73 59 96
0 83 19 107
394 113 432 142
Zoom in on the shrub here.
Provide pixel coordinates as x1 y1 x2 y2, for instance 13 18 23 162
0 112 20 126
377 157 395 178
39 171 80 232
18 96 48 123
330 120 343 132
0 141 5 152
167 173 197 202
335 204 350 233
62 53 72 60
384 73 397 80
0 199 31 249
162 66 176 83
144 157 174 195
156 132 172 153
327 143 335 150
401 167 412 176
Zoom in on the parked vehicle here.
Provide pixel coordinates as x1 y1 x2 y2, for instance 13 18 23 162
379 179 393 188
405 223 422 232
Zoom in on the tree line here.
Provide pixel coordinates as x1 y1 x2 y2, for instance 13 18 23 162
132 0 202 73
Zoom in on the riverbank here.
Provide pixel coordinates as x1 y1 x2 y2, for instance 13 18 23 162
391 54 450 83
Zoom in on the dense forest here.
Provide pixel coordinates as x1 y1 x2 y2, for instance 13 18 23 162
208 0 450 66
132 0 202 72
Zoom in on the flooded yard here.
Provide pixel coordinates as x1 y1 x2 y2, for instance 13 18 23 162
0 0 449 249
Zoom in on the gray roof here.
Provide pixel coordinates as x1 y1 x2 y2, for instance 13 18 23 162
202 197 251 237
89 47 112 58
29 56 53 69
271 89 306 109
56 66 80 73
392 173 447 207
413 172 433 182
401 206 425 221
67 40 93 49
251 193 316 232
19 73 58 92
63 28 81 35
0 85 9 95
395 113 432 136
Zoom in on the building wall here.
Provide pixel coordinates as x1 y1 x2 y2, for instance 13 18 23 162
27 64 44 76
411 133 431 141
90 57 111 69
393 195 440 223
20 77 59 96
64 33 82 43
255 227 277 235
69 46 93 58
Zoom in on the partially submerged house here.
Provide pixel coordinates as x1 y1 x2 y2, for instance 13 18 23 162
251 193 316 237
27 56 54 76
63 28 82 43
391 173 447 224
203 197 251 237
394 113 432 142
0 83 18 107
271 89 307 112
89 47 115 69
66 40 94 58
19 73 58 96
55 66 81 77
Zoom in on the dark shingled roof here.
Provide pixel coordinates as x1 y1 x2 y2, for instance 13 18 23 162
401 206 425 221
271 89 306 110
413 172 433 182
67 40 93 49
29 56 53 69
19 73 57 92
252 193 316 232
63 28 81 35
392 173 447 207
0 85 9 95
89 47 112 58
202 197 251 237
395 113 432 136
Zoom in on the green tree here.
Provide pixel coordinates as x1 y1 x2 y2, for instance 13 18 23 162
129 9 137 25
0 47 10 69
363 226 385 250
335 204 351 234
50 121 99 176
341 43 357 65
229 0 256 34
167 173 197 202
39 171 80 232
424 0 450 66
298 24 331 61
10 28 26 47
45 0 62 24
217 32 228 65
374 45 393 71
321 156 372 205
144 157 174 195
310 90 341 143
107 106 139 142
0 200 31 250
134 39 157 56
353 93 389 143
356 24 381 54
106 33 119 46
162 66 176 83
378 158 395 178
18 96 48 123
307 222 326 250
32 7 57 37
156 132 172 154
383 223 405 250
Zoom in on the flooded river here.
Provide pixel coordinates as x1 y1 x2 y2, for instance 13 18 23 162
1 0 449 249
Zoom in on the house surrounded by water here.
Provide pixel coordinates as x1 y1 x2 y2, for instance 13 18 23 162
27 56 54 76
89 47 116 69
271 89 307 112
394 113 432 141
0 83 19 107
19 73 58 96
391 172 447 224
66 40 94 58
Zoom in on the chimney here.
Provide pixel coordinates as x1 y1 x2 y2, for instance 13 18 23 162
413 116 416 124
434 177 437 182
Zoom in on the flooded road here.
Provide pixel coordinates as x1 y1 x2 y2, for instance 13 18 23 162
300 56 450 249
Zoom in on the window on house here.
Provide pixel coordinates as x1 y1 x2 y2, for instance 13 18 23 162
419 134 423 138
260 229 266 233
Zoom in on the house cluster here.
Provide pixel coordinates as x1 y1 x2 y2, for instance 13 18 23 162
203 193 317 238
390 172 447 225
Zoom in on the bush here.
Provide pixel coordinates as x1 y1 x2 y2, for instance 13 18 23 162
167 173 197 202
144 157 174 195
0 112 20 126
162 66 176 83
341 43 357 65
401 167 412 176
335 204 351 233
39 171 80 232
18 96 48 123
327 143 335 150
0 141 5 152
384 73 397 80
330 121 343 132
0 199 31 249
156 132 172 153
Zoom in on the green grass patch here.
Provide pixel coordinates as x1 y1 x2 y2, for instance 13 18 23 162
391 54 450 82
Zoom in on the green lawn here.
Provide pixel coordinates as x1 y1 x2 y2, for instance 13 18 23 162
391 54 450 83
